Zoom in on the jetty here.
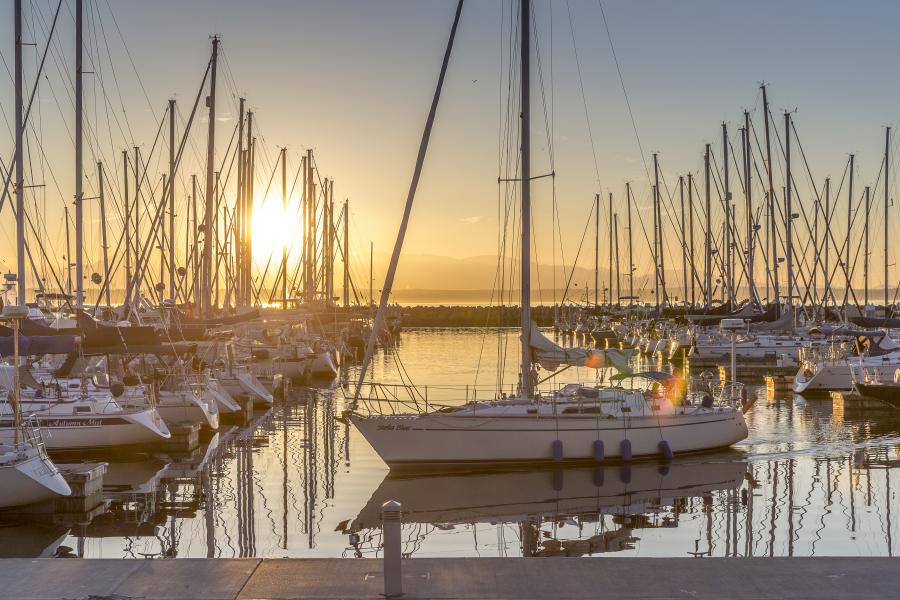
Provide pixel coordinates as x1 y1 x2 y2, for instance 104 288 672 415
0 557 895 599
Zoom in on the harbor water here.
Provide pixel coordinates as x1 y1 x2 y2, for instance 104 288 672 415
7 328 900 559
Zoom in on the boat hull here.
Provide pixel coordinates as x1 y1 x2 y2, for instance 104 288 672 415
0 410 170 451
0 451 71 508
350 409 748 467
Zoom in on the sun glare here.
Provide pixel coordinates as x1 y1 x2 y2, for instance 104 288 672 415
251 200 295 261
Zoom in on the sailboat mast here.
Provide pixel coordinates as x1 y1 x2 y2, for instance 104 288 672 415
608 192 613 306
594 193 599 306
168 99 176 300
864 185 870 306
845 154 854 312
75 0 84 308
761 85 779 309
626 182 634 304
343 198 350 307
14 0 24 305
704 144 712 308
723 122 734 309
202 35 219 317
824 177 830 306
688 173 695 307
679 176 687 309
519 0 533 396
744 111 755 305
614 213 621 304
98 161 111 308
281 148 288 310
885 126 890 312
123 150 131 303
784 112 793 313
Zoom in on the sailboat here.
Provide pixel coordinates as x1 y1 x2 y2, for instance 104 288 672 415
347 0 748 468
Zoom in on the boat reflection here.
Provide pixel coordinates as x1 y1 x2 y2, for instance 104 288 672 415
345 456 748 557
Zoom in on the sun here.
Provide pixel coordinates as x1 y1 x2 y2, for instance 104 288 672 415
251 199 295 262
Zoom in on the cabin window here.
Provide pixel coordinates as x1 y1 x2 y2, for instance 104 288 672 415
75 406 91 413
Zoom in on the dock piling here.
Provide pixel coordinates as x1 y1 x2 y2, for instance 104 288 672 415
382 500 403 598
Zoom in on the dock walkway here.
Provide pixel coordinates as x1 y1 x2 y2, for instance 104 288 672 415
0 557 896 599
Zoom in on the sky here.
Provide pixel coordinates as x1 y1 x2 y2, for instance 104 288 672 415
1 0 900 300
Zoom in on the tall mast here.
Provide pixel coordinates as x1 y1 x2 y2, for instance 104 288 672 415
98 162 111 308
202 35 219 317
14 0 24 305
722 122 733 309
123 150 131 303
281 148 288 310
688 173 695 307
652 182 659 313
519 0 533 396
845 154 854 312
885 126 890 312
74 0 84 308
192 174 199 309
704 144 712 308
304 149 313 302
168 99 176 300
614 213 621 304
679 175 687 309
235 98 245 307
626 182 634 304
784 112 793 314
608 192 613 306
594 193 599 306
343 198 350 307
327 182 335 305
824 178 830 306
761 85 779 310
864 185 870 306
743 111 756 305
246 114 254 304
132 146 140 306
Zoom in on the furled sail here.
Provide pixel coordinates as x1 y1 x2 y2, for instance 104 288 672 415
526 323 635 373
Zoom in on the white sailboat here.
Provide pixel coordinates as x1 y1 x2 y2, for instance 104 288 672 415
0 307 71 508
347 0 748 468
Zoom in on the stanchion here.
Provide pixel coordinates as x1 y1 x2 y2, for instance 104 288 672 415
382 500 403 597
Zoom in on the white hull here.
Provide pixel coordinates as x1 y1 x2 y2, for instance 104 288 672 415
0 409 170 451
794 357 900 394
158 390 220 429
0 450 71 508
205 380 243 414
351 408 747 466
218 372 274 406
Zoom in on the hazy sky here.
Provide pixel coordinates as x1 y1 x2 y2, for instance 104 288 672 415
1 0 899 296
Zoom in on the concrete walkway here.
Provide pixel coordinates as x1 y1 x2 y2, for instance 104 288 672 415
0 557 896 599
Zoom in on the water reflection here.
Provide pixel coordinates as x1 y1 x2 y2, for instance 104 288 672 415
0 329 899 558
344 457 747 558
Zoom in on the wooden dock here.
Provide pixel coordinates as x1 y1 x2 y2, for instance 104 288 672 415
0 557 897 599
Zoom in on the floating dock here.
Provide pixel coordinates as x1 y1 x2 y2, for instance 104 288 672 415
0 557 896 599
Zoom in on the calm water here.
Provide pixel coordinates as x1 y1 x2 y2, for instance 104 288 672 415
9 328 900 559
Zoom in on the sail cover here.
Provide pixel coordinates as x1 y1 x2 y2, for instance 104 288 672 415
526 323 635 372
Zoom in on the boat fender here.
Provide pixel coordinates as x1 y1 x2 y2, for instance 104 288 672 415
657 464 670 476
593 439 605 462
740 387 749 407
593 467 605 487
658 440 674 462
620 439 632 462
552 469 563 492
552 439 564 462
620 464 632 484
